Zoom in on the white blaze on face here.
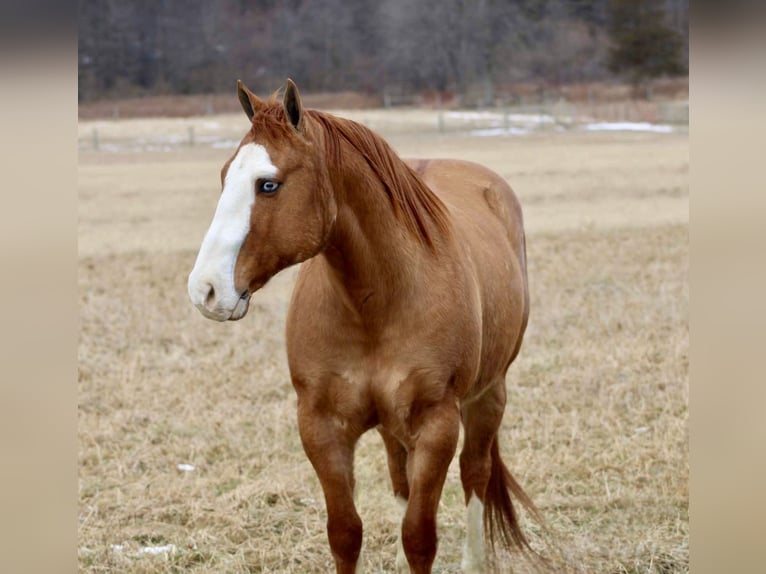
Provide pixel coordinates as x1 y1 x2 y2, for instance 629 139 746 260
461 494 486 573
188 143 277 321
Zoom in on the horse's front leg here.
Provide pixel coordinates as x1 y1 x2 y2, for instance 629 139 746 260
400 397 460 574
297 396 364 574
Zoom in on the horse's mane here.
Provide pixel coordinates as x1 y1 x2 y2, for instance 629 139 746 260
251 101 451 250
309 110 451 249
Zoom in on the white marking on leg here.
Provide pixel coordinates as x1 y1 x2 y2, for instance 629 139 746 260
395 496 409 573
187 143 277 320
461 494 486 573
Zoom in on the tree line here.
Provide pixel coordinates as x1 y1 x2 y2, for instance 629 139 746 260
78 0 688 103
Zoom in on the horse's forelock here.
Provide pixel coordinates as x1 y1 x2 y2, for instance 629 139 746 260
248 101 298 142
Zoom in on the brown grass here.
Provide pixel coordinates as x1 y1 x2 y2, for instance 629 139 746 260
78 114 688 572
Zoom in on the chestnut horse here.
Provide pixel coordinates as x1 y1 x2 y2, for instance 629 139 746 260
188 79 541 573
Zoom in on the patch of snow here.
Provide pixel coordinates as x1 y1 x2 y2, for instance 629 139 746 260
177 463 195 472
110 544 124 553
143 145 176 152
447 111 556 126
138 544 176 555
584 122 674 133
470 127 530 137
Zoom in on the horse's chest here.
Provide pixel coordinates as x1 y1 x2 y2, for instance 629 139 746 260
337 358 451 441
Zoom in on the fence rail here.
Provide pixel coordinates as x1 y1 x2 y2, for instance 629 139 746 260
79 101 688 153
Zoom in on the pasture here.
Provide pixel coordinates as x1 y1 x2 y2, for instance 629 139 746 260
78 109 688 573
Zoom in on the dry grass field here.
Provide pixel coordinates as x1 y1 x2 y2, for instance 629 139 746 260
78 110 688 573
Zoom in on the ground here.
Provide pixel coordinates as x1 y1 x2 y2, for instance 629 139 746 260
78 110 688 573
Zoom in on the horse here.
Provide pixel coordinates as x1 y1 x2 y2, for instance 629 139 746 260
187 79 541 573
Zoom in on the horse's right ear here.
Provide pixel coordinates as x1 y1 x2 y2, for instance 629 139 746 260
237 79 265 121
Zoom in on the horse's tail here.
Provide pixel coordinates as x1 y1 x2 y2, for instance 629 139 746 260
484 437 543 555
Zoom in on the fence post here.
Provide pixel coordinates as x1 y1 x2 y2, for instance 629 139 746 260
92 128 99 151
437 111 444 133
188 126 195 147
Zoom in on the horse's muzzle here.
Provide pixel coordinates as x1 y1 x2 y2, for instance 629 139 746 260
190 283 250 321
229 292 250 321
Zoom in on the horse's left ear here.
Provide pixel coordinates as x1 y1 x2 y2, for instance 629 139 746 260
283 78 305 133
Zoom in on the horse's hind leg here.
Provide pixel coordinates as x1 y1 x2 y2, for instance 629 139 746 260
459 380 507 573
462 382 541 573
378 427 410 572
297 402 363 574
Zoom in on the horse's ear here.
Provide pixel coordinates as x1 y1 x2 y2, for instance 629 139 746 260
237 79 265 121
283 78 305 133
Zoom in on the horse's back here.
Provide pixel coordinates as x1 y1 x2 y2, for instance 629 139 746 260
411 158 529 385
409 158 525 262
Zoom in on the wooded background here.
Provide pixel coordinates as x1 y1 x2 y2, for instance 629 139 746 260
78 0 688 104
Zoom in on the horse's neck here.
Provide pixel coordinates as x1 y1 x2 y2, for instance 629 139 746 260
321 143 423 314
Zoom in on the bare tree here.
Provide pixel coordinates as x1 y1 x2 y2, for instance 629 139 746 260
77 0 687 102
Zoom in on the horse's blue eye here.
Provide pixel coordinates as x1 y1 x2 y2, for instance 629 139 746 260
258 180 280 194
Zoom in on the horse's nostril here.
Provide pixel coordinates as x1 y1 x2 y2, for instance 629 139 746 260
205 285 216 308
